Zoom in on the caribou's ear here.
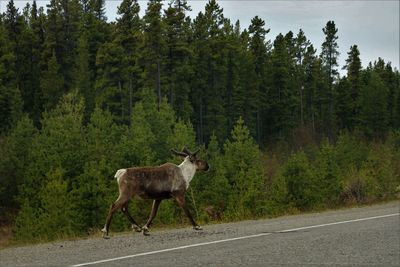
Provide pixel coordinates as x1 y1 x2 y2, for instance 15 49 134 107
170 148 188 158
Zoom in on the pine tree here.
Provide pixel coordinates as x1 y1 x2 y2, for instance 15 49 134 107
303 45 329 133
163 0 193 120
0 21 22 133
115 0 142 125
359 71 388 138
0 115 36 211
267 33 297 138
248 16 270 143
221 117 265 217
40 51 64 111
73 34 94 121
15 91 86 239
192 0 229 143
335 77 352 129
42 0 82 92
73 107 123 230
95 41 126 123
81 0 109 98
338 45 362 129
294 29 311 126
29 1 46 125
141 0 165 109
320 21 339 137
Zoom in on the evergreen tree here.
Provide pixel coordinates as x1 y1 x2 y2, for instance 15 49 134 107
15 91 86 239
43 0 82 91
163 0 193 120
221 117 265 217
73 107 123 230
294 29 311 126
0 115 36 211
141 0 165 109
29 1 46 124
302 44 318 131
0 20 22 133
40 51 64 111
335 76 352 129
320 21 339 137
359 71 388 138
95 41 125 122
81 0 109 97
337 45 362 129
267 33 297 138
281 150 320 210
115 0 142 125
192 0 229 143
248 16 269 143
74 33 93 119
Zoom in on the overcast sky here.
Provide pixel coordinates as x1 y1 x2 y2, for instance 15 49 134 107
2 0 399 74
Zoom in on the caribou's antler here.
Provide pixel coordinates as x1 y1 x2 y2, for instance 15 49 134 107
170 148 188 157
183 146 200 157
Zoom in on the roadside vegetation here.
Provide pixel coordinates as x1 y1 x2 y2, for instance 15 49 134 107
0 0 399 246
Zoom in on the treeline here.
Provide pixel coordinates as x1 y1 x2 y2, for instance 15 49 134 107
0 0 399 243
1 0 399 141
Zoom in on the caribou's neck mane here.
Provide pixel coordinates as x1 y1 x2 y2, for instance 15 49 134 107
179 156 197 189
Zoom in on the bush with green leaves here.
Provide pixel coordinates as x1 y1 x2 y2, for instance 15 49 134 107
314 141 341 205
280 150 321 210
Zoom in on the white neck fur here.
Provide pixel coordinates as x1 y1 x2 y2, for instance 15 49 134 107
179 157 197 189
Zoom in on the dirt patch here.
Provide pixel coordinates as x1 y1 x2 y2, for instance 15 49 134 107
0 225 13 249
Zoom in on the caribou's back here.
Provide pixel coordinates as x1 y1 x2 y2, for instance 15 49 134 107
121 163 185 199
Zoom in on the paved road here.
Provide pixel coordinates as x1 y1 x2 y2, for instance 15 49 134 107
0 201 399 266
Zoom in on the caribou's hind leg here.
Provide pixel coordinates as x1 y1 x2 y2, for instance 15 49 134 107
142 199 162 235
102 196 129 238
121 202 142 232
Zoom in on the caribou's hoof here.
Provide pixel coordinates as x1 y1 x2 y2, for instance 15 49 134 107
142 226 150 236
101 228 110 239
132 224 142 232
193 225 203 231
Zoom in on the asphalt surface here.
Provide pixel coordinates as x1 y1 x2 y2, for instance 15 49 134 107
0 201 399 267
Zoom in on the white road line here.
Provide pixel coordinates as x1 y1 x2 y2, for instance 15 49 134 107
278 213 399 233
71 213 399 267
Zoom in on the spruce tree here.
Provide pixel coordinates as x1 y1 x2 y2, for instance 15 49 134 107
294 29 311 126
141 0 165 110
40 51 64 111
248 16 269 143
359 71 388 138
221 117 265 217
320 21 339 137
268 33 296 138
0 21 22 133
339 45 362 129
115 0 142 125
163 0 193 120
193 0 228 143
74 34 93 120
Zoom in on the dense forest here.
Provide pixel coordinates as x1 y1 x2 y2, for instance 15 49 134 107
0 0 399 243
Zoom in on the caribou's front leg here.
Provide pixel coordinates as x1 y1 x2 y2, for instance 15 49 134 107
142 199 162 235
174 194 202 230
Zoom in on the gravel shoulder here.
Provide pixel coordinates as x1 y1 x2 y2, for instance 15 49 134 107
0 201 398 267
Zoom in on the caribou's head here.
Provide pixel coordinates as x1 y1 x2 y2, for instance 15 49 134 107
171 147 210 172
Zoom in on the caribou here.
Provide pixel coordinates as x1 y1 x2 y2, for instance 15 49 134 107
101 147 209 238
